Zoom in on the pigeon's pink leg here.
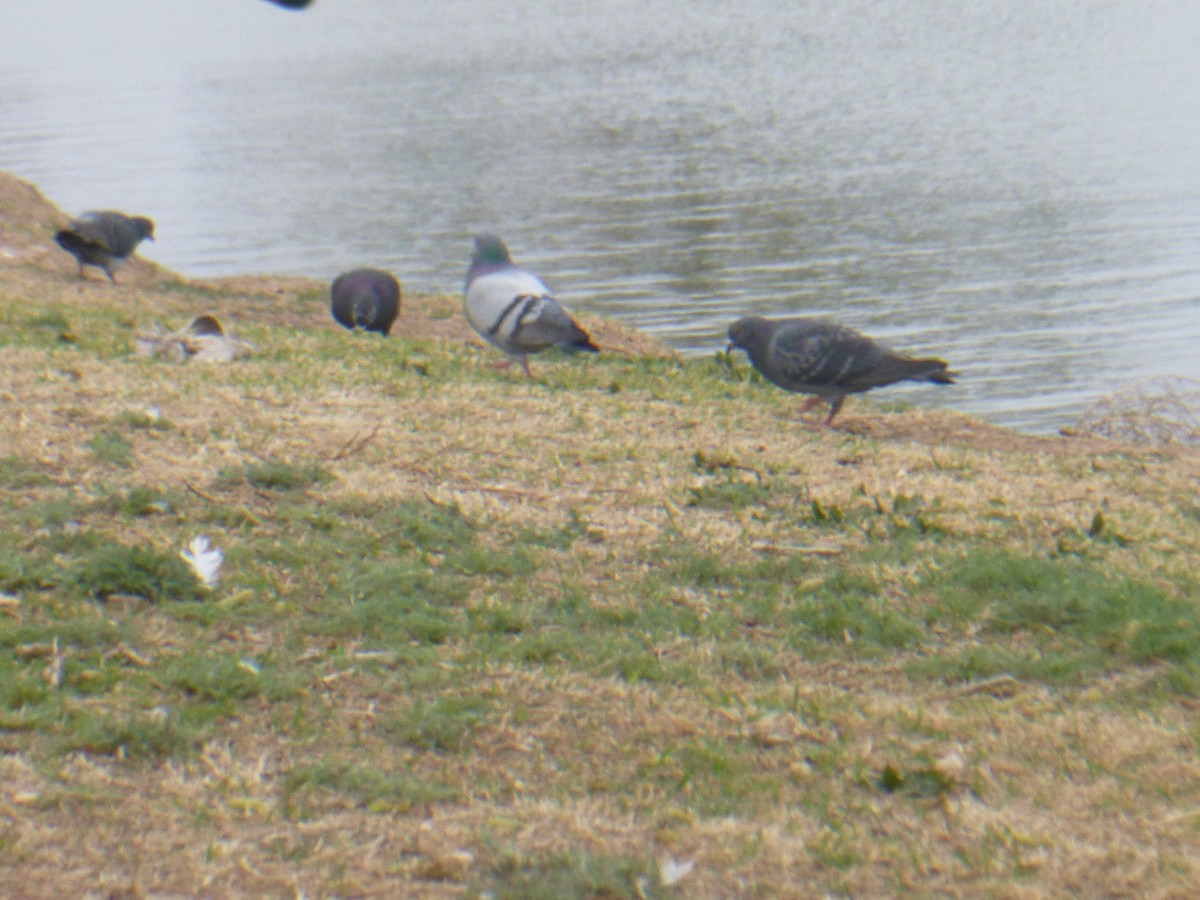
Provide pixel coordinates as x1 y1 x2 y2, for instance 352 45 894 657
823 397 846 426
490 357 535 378
796 396 825 420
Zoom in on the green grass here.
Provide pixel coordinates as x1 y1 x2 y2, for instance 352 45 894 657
0 455 56 489
162 651 297 706
93 484 177 518
56 710 194 759
218 458 332 492
71 542 206 602
281 760 460 814
88 430 135 467
111 408 175 432
919 548 1200 679
381 693 496 752
6 269 1200 895
467 851 666 900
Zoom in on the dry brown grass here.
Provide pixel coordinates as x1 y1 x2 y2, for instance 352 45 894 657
3 170 1200 897
1074 376 1200 446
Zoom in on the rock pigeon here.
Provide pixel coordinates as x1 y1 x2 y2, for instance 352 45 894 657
330 268 401 336
726 315 956 425
463 234 599 376
264 0 314 8
55 211 155 284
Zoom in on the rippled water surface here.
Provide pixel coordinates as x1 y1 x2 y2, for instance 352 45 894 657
3 0 1200 431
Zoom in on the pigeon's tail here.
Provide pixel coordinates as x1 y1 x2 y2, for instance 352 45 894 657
905 357 956 385
561 330 600 354
353 295 379 330
55 230 93 255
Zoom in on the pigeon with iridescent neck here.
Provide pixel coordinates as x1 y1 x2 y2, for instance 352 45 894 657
463 234 598 376
727 315 956 425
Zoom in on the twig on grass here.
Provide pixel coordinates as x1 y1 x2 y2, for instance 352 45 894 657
185 481 220 504
952 673 1023 697
750 542 842 556
323 423 382 462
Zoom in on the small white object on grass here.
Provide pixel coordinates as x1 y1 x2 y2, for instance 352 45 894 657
658 857 695 887
180 535 223 588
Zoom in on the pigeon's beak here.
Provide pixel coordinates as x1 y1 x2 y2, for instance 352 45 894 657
725 341 734 356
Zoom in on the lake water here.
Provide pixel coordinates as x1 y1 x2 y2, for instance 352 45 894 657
3 0 1200 432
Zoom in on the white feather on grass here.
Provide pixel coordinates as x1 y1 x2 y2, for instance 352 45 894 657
180 535 223 588
658 857 695 887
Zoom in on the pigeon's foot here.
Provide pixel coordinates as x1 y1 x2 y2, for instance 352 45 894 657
487 357 536 379
822 397 846 426
794 396 826 425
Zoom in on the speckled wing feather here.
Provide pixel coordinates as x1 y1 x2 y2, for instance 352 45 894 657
727 314 955 424
68 212 146 258
55 211 154 282
769 321 887 395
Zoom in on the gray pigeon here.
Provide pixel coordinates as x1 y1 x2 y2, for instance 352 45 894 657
330 268 401 336
264 0 314 8
727 315 955 425
55 211 155 284
464 234 598 376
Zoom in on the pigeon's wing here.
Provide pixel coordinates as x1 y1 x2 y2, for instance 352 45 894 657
329 273 357 328
465 268 554 350
60 216 113 254
511 297 596 352
55 227 103 259
75 212 141 257
770 321 885 390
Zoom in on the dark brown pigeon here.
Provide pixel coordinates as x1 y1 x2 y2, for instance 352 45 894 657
727 315 956 425
55 211 155 284
330 268 401 336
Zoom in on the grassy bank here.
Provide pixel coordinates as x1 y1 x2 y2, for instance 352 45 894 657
2 171 1200 897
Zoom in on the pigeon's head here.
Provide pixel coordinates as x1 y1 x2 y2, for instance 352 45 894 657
471 234 513 267
134 217 156 242
727 316 771 356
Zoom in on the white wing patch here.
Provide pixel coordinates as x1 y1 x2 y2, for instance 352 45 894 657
466 269 553 344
